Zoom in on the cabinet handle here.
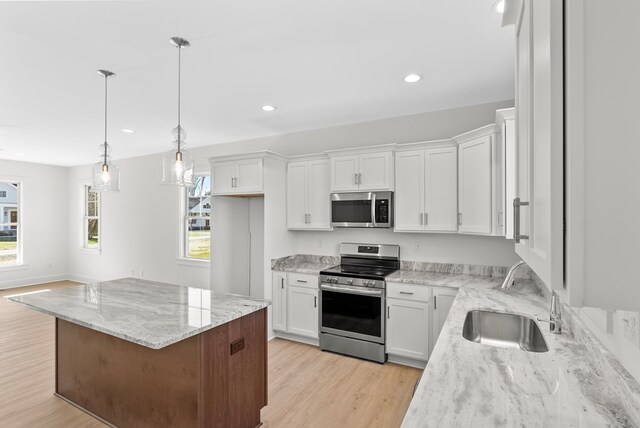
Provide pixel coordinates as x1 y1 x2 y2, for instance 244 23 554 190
498 211 503 227
281 277 284 289
314 296 317 308
354 173 358 185
434 295 437 310
424 212 428 225
231 177 234 188
458 212 462 226
513 198 530 243
387 306 390 319
358 173 362 185
399 291 414 295
297 279 308 283
235 177 239 187
308 213 311 223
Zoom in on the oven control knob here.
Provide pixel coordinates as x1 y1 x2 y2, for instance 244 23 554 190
346 279 353 285
330 277 337 283
366 281 375 287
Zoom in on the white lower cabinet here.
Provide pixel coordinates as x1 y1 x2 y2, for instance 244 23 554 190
386 282 457 364
431 287 457 355
271 272 319 340
386 297 430 361
287 285 318 338
271 272 287 332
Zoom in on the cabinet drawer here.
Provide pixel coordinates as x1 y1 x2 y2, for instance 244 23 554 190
287 273 318 289
386 282 431 302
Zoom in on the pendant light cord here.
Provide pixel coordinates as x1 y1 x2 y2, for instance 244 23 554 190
177 44 182 154
103 74 108 165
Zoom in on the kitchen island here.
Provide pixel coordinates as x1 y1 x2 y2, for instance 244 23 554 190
8 278 270 428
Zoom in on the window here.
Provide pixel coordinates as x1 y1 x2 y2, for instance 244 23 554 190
184 175 211 260
83 185 100 249
0 182 20 267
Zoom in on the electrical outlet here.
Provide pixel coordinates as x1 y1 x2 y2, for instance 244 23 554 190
621 311 640 347
415 242 421 253
318 239 323 249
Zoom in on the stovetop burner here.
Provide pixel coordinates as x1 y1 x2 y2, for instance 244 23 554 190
320 264 398 280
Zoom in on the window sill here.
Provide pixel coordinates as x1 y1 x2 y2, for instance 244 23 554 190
79 248 101 256
177 258 210 268
0 264 28 272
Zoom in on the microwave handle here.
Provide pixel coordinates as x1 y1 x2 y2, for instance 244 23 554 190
371 194 377 227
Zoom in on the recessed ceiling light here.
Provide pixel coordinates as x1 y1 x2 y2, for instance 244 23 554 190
15 153 25 156
262 105 277 112
493 0 505 14
122 129 135 134
403 74 422 84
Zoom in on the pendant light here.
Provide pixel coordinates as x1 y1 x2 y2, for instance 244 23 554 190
162 37 195 187
92 70 120 192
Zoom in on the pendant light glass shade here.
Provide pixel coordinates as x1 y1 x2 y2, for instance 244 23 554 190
162 37 195 187
92 143 120 191
162 125 194 186
92 69 120 192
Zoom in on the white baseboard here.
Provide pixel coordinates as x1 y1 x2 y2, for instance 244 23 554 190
387 354 428 369
0 273 70 290
65 273 105 284
273 331 320 347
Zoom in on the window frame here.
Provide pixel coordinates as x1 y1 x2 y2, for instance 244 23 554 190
82 184 101 252
182 174 211 262
0 180 22 268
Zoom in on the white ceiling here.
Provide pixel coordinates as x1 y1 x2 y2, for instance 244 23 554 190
0 0 513 167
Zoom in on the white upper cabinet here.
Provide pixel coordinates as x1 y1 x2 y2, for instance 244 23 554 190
425 147 458 232
358 152 393 191
212 161 235 194
457 134 494 235
394 146 457 233
496 108 516 239
330 155 359 192
211 157 263 195
287 162 308 229
395 150 424 231
329 150 394 192
507 0 563 292
287 158 331 230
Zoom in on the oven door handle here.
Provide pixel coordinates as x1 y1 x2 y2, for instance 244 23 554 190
320 284 383 296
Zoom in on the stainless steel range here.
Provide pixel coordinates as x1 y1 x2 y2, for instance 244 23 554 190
319 243 400 363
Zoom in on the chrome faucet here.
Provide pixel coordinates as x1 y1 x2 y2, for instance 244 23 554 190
537 291 562 334
500 260 527 291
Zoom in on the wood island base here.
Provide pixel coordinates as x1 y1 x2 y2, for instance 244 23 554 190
55 308 267 428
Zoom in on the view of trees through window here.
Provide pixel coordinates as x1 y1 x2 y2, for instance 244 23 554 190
0 182 19 267
84 185 99 249
186 176 211 259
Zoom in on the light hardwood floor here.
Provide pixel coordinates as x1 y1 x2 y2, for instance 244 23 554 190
0 281 421 428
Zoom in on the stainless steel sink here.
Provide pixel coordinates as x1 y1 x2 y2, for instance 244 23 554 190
462 310 549 353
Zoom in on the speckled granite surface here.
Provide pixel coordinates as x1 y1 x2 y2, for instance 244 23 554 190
7 278 269 349
271 254 338 274
400 260 532 279
401 278 640 427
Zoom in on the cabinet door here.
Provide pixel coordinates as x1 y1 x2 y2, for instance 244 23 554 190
271 272 287 332
287 286 318 339
287 162 308 229
503 118 516 239
307 159 331 229
458 136 493 234
236 159 263 193
430 288 457 355
359 152 392 191
425 147 458 232
212 161 236 194
386 298 430 361
330 155 359 192
394 150 424 231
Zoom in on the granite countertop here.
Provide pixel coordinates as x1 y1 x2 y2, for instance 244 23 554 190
400 276 639 427
271 254 338 275
7 278 269 350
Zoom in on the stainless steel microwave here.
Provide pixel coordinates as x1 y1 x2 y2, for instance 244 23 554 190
330 191 393 228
